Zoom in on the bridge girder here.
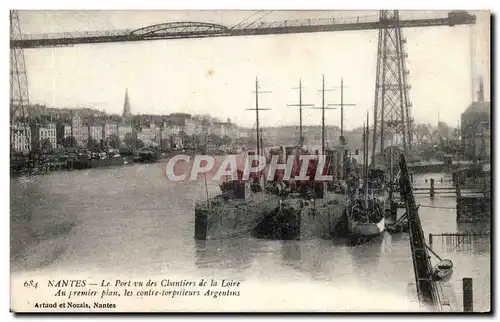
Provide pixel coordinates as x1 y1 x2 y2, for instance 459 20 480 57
130 21 229 36
10 13 476 49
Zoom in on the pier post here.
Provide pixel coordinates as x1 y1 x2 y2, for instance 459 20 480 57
410 172 414 183
194 209 208 240
390 201 397 221
429 233 432 246
462 278 473 312
430 178 435 198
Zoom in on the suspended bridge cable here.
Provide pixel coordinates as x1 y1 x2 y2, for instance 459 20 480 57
241 11 274 29
230 11 264 30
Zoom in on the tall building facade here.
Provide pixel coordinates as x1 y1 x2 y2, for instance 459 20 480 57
461 79 490 161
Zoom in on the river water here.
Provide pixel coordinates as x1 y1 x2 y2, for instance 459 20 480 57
10 163 490 312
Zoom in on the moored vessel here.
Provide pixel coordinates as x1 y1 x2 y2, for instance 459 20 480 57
194 77 282 240
346 113 386 243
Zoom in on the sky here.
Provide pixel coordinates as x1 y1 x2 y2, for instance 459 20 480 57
16 10 490 129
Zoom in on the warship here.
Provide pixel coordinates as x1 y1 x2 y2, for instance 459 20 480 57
194 77 282 240
195 174 281 240
266 76 350 240
276 147 349 240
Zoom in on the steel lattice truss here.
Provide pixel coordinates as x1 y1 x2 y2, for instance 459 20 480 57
10 10 31 153
10 11 29 120
10 12 475 49
372 10 413 161
130 22 229 36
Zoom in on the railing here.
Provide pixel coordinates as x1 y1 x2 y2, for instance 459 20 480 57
429 232 490 253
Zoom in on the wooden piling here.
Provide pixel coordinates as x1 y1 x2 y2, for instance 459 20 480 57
429 233 433 245
462 278 473 312
390 202 397 221
430 178 435 198
194 208 208 240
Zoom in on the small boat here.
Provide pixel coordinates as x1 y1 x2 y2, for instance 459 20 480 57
431 259 453 282
346 113 386 243
347 196 385 238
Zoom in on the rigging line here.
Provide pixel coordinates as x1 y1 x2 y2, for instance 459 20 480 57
230 11 263 29
243 11 274 29
74 11 107 31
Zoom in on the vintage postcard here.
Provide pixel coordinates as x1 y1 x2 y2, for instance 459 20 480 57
10 9 491 312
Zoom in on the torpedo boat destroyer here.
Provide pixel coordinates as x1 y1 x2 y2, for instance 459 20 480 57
272 145 349 240
194 173 281 240
261 76 350 240
194 77 282 240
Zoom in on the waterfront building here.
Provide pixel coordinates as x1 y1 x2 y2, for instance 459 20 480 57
117 122 133 146
11 122 31 153
212 122 228 137
88 122 104 144
183 118 197 136
56 121 72 146
71 114 86 147
461 80 490 161
103 121 118 139
80 126 89 147
137 124 159 146
31 122 57 152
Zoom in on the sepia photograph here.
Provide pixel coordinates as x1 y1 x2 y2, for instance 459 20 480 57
9 8 491 313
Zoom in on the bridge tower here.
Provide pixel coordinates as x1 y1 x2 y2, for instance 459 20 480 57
371 10 413 166
10 10 31 154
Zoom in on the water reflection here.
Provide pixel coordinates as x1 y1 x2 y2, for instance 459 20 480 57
194 238 257 271
347 234 385 278
280 240 302 263
9 167 490 311
279 239 345 282
11 178 77 272
457 222 490 234
278 235 387 286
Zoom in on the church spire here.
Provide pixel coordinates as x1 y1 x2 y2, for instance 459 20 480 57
122 88 131 117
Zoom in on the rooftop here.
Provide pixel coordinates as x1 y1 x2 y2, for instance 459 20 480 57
463 101 490 116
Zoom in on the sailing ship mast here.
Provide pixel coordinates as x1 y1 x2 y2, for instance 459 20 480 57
328 77 356 180
312 75 335 155
288 79 314 147
247 77 271 157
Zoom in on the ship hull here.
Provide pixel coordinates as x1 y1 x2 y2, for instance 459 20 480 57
348 217 385 237
277 193 348 240
300 195 348 240
73 157 132 169
195 192 280 240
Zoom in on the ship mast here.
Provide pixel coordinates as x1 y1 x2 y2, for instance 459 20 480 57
288 79 314 148
312 75 335 155
328 77 356 179
247 77 271 156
